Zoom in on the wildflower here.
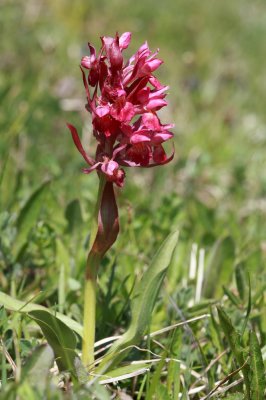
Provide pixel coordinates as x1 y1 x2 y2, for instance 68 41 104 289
68 32 174 187
67 33 174 367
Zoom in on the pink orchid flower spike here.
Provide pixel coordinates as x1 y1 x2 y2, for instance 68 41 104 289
67 32 174 368
67 31 174 188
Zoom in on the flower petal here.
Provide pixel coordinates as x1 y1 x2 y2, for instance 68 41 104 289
142 112 160 130
119 32 131 50
130 133 151 144
80 66 90 101
83 162 101 174
67 123 94 166
81 56 92 69
146 144 175 167
95 105 110 117
101 160 119 176
152 131 174 144
110 101 135 122
146 98 167 110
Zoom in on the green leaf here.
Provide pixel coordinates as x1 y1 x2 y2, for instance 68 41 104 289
249 331 266 400
222 285 241 306
0 291 83 337
146 357 166 400
56 238 70 313
217 306 243 356
217 306 251 398
188 299 216 314
13 180 51 258
241 274 252 336
0 291 80 373
203 236 235 298
209 307 227 371
65 198 83 234
28 310 77 373
86 383 110 400
21 344 54 390
235 263 246 302
129 231 179 337
98 363 150 384
0 156 18 211
223 394 244 400
156 384 172 400
167 329 181 398
96 231 179 373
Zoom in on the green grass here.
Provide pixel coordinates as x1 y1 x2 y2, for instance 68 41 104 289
0 0 266 398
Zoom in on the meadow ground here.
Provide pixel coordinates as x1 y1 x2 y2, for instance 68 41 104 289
0 0 266 398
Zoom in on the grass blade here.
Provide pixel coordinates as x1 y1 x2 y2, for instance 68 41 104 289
203 236 235 298
249 331 266 400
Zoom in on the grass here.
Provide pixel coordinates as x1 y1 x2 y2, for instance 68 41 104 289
0 0 266 398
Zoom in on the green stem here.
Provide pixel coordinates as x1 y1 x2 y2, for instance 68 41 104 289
82 176 105 369
82 263 97 367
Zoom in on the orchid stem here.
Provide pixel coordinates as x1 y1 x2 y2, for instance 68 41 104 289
82 268 97 368
82 250 102 369
82 176 105 370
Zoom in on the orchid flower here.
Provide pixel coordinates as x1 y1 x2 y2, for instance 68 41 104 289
68 32 174 187
67 32 174 368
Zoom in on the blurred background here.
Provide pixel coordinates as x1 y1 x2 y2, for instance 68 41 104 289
1 0 266 330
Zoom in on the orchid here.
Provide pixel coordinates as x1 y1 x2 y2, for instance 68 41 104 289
68 32 174 188
67 32 174 369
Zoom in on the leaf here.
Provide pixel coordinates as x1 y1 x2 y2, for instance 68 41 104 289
224 394 244 400
203 236 235 298
156 384 172 400
13 180 51 258
167 329 181 398
217 306 251 398
125 230 179 342
240 274 252 336
0 156 18 211
86 383 110 400
0 291 80 373
188 299 216 314
209 307 226 370
56 238 70 313
146 357 166 400
235 263 246 301
28 310 77 373
222 285 241 306
0 291 83 337
249 331 266 400
99 363 150 384
217 306 243 359
21 344 54 390
96 231 179 373
65 198 83 234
